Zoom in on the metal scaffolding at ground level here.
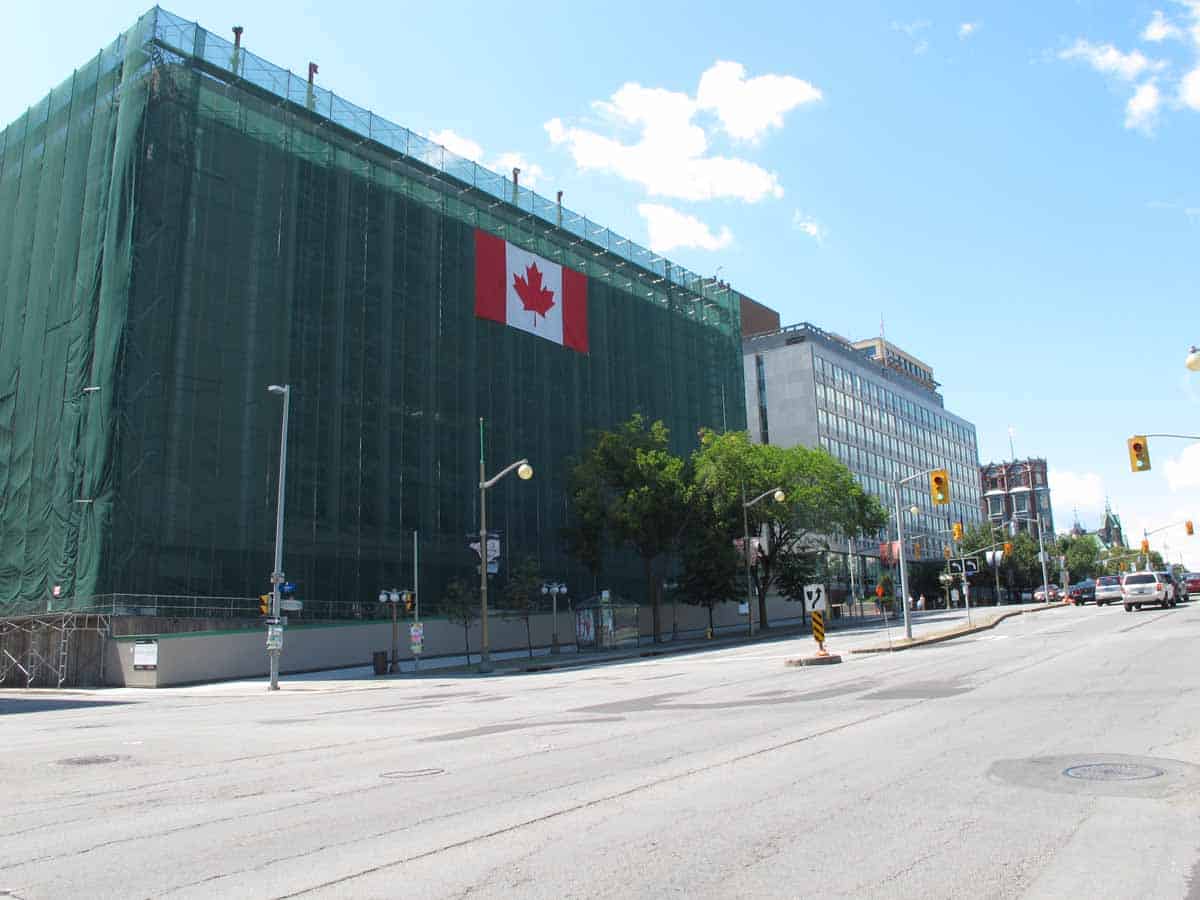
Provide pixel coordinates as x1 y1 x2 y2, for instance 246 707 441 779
0 613 110 688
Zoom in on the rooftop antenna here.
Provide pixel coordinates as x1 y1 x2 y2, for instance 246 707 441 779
512 168 520 205
231 25 243 73
556 190 563 227
306 62 319 111
1007 426 1016 461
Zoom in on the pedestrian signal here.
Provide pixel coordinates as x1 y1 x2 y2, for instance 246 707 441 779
1003 542 1013 557
929 469 950 505
913 542 922 560
1127 435 1151 473
1187 520 1194 537
259 594 270 615
952 521 963 541
943 546 952 559
1141 538 1150 554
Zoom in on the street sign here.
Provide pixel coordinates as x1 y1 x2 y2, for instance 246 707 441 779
949 560 964 574
280 582 297 593
803 583 827 612
264 616 281 626
280 598 303 612
964 559 979 575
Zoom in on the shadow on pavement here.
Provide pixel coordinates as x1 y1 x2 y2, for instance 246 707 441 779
0 697 134 715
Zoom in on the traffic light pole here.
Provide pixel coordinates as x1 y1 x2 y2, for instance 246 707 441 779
892 467 943 640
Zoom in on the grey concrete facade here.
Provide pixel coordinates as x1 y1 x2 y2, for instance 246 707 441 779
744 323 983 561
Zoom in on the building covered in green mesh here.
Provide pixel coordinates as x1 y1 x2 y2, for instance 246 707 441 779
0 8 746 616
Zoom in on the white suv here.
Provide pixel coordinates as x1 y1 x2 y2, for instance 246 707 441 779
1121 572 1176 611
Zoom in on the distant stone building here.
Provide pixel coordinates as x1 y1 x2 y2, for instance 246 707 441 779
979 458 1054 542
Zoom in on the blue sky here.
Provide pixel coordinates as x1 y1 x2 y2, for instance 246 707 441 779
6 1 1200 568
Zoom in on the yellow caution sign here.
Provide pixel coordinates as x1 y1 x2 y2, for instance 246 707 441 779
812 610 825 650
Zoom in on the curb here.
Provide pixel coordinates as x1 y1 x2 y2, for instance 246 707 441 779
847 603 1068 654
785 654 843 667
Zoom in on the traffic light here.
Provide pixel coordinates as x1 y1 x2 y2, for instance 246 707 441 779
952 521 963 542
913 542 922 560
1127 435 1151 473
1003 542 1013 558
403 591 415 613
1141 538 1150 554
929 469 950 505
1187 520 1194 537
259 594 270 615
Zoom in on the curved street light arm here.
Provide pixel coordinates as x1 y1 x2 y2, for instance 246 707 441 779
482 458 531 489
744 486 785 509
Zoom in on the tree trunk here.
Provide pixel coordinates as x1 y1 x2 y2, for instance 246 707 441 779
757 562 771 630
645 557 660 642
707 604 714 634
526 617 533 658
464 625 471 665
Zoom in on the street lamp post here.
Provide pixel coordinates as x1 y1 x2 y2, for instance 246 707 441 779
1010 513 1051 603
541 582 568 654
893 468 940 640
742 485 785 637
478 418 533 674
266 384 290 691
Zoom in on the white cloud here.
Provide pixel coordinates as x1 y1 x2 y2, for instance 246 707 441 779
426 128 483 162
892 20 930 54
1125 80 1162 130
424 130 547 190
695 61 822 142
492 152 544 190
545 60 815 203
1048 469 1107 517
959 22 978 39
1059 39 1165 81
1181 64 1200 109
638 203 733 253
792 210 825 242
1163 441 1200 491
1143 10 1182 42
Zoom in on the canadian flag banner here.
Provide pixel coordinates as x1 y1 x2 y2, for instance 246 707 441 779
474 229 588 353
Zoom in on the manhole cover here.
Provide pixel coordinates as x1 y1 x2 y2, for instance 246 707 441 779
381 768 444 779
58 754 121 766
1064 763 1164 781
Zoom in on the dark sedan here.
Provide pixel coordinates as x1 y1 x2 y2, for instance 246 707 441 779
1067 579 1095 604
1183 573 1200 599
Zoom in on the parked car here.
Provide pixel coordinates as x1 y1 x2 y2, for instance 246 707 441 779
1067 579 1095 604
1184 572 1200 599
1094 575 1123 606
1120 571 1176 611
1033 584 1061 602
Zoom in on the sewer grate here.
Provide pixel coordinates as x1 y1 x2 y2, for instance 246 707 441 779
1064 763 1164 781
58 754 121 766
381 768 444 780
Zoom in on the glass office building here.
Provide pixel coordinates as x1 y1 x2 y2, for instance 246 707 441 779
745 323 982 564
0 8 745 615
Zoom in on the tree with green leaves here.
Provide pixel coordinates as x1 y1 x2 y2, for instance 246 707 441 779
503 557 542 658
566 415 688 643
691 430 888 630
677 496 739 637
442 577 477 664
1056 533 1102 583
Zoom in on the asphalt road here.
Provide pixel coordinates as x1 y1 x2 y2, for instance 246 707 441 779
2 601 1198 899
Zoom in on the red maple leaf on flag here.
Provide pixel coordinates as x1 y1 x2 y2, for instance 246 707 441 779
513 263 556 317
